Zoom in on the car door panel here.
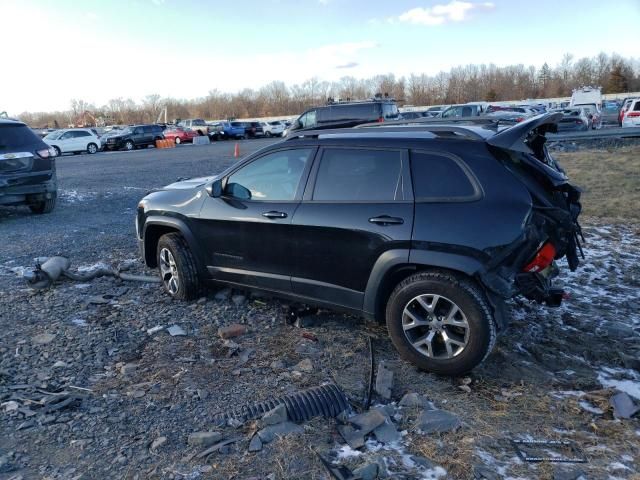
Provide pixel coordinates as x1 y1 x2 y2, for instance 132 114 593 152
194 147 316 292
290 147 413 310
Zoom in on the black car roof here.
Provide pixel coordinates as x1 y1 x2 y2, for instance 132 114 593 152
0 119 26 126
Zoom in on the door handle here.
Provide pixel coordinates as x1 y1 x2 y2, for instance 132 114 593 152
369 215 404 225
262 211 288 219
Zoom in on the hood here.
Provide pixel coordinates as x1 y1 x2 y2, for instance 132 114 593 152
163 176 216 190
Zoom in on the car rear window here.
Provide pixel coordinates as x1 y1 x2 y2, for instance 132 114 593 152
410 151 477 200
0 124 42 151
313 148 401 201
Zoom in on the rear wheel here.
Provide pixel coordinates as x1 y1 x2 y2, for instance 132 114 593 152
87 143 98 154
29 193 57 214
156 233 201 300
385 271 496 376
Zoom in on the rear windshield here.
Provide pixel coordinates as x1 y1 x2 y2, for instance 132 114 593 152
634 101 640 111
0 124 42 151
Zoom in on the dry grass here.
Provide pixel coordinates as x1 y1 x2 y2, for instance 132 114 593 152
555 145 640 222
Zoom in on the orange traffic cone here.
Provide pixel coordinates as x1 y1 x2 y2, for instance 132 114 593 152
234 143 240 158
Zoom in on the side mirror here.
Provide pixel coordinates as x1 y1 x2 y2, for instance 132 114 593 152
206 178 223 198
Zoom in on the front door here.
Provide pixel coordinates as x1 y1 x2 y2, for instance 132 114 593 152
290 147 413 309
193 147 316 292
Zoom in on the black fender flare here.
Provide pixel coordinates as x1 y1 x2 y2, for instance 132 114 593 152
142 216 207 277
363 248 486 317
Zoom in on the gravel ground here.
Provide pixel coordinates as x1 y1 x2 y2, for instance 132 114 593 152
1 143 639 480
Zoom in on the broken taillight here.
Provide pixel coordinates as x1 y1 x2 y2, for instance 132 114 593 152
523 242 556 273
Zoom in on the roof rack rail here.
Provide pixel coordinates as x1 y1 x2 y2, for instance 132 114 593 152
284 125 487 142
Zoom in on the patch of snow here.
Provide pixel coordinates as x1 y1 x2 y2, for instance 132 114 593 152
609 462 631 471
578 400 604 415
550 390 585 399
74 283 91 289
71 318 88 327
336 445 362 460
59 190 96 203
598 368 640 400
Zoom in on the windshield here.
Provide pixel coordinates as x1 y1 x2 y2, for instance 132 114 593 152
44 130 64 140
191 119 206 125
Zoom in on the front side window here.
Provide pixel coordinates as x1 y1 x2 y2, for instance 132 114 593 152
442 107 460 118
382 103 399 119
313 149 401 202
225 148 313 201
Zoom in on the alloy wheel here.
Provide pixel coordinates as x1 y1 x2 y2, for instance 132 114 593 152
402 294 470 359
159 247 180 295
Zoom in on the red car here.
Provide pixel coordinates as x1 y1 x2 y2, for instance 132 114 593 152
163 127 198 144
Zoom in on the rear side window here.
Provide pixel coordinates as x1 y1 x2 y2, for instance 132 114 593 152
313 148 401 201
410 151 479 201
0 124 41 150
77 131 91 137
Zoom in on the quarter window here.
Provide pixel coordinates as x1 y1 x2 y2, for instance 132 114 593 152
410 151 477 200
313 149 401 201
225 148 313 201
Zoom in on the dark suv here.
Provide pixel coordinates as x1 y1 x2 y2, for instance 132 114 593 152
288 99 400 135
0 119 57 213
103 124 164 151
136 113 582 375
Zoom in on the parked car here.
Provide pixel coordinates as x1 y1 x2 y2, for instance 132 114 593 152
244 122 264 138
163 127 199 144
214 122 246 139
621 98 640 128
400 111 429 120
102 124 164 151
1 119 58 213
177 119 210 136
578 104 602 129
135 113 582 375
619 98 638 126
261 121 285 137
287 99 400 136
600 101 620 125
44 128 101 155
425 105 449 117
440 103 487 118
555 108 591 132
486 105 538 115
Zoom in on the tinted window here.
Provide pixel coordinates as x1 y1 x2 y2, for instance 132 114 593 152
77 131 91 137
634 101 640 111
410 151 476 199
329 104 377 122
313 149 401 201
226 148 312 201
0 124 41 150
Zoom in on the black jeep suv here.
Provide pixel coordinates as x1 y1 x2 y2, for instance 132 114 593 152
103 124 164 151
136 113 582 375
0 119 57 213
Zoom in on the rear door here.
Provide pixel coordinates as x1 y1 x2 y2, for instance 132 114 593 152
194 147 316 292
290 146 413 309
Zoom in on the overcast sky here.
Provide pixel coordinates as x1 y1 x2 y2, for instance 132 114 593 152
2 0 639 114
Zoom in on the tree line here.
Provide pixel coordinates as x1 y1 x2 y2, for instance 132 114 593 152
19 52 640 128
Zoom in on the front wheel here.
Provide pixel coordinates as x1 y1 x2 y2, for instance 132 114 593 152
156 233 201 300
175 137 181 144
29 193 57 214
265 131 272 138
87 143 98 154
52 146 61 157
385 271 496 376
124 140 134 151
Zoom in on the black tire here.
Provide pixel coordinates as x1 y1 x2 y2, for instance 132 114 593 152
385 271 496 376
265 131 272 138
52 146 61 157
156 233 201 300
87 143 98 154
29 193 57 214
124 140 134 151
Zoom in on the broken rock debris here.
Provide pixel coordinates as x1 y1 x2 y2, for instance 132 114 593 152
218 323 247 340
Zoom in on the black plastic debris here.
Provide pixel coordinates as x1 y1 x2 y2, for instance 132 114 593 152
213 383 350 426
